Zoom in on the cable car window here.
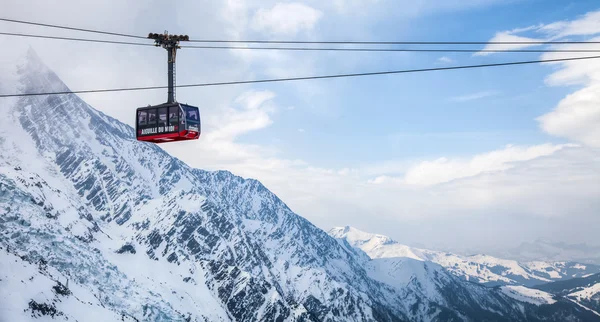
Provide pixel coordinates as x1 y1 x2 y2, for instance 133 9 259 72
169 106 178 127
147 109 157 126
158 107 167 127
186 106 199 122
184 105 200 132
138 111 147 126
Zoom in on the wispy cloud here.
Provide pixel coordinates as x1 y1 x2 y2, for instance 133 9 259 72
537 37 600 148
539 11 600 38
450 90 499 102
400 143 577 186
387 130 531 141
437 56 455 64
252 3 323 35
476 10 600 56
474 32 546 56
208 90 277 141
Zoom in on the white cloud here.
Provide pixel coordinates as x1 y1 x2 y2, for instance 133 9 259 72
477 9 600 56
401 143 575 186
331 0 379 13
337 168 354 176
360 160 414 177
539 41 600 87
367 175 401 185
538 84 600 148
540 11 600 38
532 33 600 148
235 90 276 110
358 146 600 249
324 0 508 17
471 10 600 150
450 90 498 102
298 128 305 132
475 31 545 56
432 146 600 217
437 56 455 64
252 3 323 35
207 90 276 141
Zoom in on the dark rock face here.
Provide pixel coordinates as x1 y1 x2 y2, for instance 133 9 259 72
52 281 71 296
116 244 137 254
28 300 62 318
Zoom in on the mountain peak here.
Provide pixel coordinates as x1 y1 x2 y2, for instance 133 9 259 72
329 226 428 262
329 226 389 242
15 47 71 100
25 46 41 64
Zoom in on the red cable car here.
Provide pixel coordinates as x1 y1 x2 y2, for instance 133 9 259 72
136 103 200 144
136 32 200 144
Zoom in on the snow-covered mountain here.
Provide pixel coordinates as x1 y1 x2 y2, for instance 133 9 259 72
329 226 600 287
330 226 600 319
1 49 599 321
534 273 600 316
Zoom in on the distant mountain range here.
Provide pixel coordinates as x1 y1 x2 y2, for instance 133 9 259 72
329 226 600 287
0 49 599 321
491 239 600 266
533 273 600 316
330 226 600 317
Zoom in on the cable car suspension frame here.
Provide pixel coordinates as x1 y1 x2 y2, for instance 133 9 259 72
136 32 200 144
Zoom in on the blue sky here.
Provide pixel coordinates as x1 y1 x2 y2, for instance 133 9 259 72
2 0 600 252
237 0 596 167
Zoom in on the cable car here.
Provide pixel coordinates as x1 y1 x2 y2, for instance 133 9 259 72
136 32 200 144
136 103 200 143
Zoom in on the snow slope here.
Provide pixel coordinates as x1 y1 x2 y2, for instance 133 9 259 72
0 249 133 322
533 273 600 316
570 283 600 301
568 281 600 315
500 286 556 305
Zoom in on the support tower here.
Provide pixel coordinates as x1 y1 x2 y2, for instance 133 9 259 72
148 32 190 104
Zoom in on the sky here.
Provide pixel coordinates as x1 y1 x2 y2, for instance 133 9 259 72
1 0 599 253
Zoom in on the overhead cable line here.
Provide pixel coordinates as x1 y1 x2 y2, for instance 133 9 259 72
3 17 600 46
182 44 600 53
2 55 599 98
2 32 600 53
0 17 146 39
0 32 154 47
187 39 600 45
